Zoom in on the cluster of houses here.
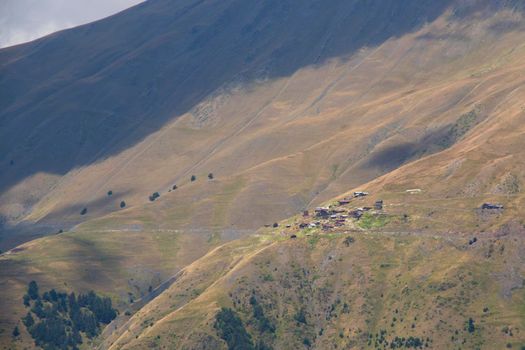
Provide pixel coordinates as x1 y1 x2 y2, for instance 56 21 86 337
286 191 384 234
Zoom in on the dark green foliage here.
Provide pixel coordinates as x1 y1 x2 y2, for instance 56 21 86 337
172 184 178 190
208 173 214 180
12 325 20 338
256 340 273 350
467 318 475 333
80 208 87 215
249 295 275 333
20 283 117 350
343 236 355 246
149 192 160 201
214 308 254 350
437 110 479 149
294 309 307 324
272 223 278 228
303 337 311 346
389 336 423 348
23 312 34 328
28 280 39 300
23 294 31 307
120 201 126 208
107 190 113 196
191 175 197 182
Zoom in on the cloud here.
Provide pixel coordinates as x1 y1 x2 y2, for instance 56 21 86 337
0 0 145 48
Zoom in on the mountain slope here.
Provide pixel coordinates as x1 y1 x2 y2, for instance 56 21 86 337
4 0 524 248
103 228 525 349
1 1 525 349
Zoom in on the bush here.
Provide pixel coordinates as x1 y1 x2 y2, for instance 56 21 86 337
214 308 254 350
149 192 160 201
172 184 178 190
120 201 126 208
343 236 355 246
28 281 39 300
467 318 475 333
294 309 307 324
191 175 197 182
208 173 214 180
80 208 88 215
12 325 20 338
107 190 113 196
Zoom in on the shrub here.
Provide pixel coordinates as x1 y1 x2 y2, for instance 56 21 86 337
28 281 39 300
172 184 178 190
107 190 113 196
272 223 279 228
80 208 87 215
208 173 214 180
120 201 126 208
343 236 355 246
294 309 307 324
149 192 160 201
12 325 20 338
214 308 254 350
467 318 475 333
191 175 197 182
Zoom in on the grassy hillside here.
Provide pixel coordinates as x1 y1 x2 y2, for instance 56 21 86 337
102 226 525 350
1 1 525 349
2 1 525 251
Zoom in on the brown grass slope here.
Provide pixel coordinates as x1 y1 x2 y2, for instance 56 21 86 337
2 1 525 248
2 1 525 349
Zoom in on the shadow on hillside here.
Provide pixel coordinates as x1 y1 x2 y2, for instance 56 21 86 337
0 0 522 197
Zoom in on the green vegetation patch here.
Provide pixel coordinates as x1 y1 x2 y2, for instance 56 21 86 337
19 281 117 350
358 213 390 230
214 307 254 350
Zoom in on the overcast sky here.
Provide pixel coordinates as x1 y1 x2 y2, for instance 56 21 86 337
0 0 145 48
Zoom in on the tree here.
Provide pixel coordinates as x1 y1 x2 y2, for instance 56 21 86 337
467 318 475 333
208 173 214 180
28 281 39 300
120 201 126 208
23 312 35 328
80 208 88 215
107 190 113 196
191 175 197 182
214 308 254 350
12 325 20 338
149 192 160 201
272 223 278 228
172 184 178 190
23 294 31 307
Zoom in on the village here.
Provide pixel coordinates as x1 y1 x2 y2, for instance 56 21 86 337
269 190 506 239
269 191 385 238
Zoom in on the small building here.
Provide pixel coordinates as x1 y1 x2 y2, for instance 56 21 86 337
481 203 504 210
350 210 363 219
354 191 369 198
375 200 384 210
315 207 330 218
